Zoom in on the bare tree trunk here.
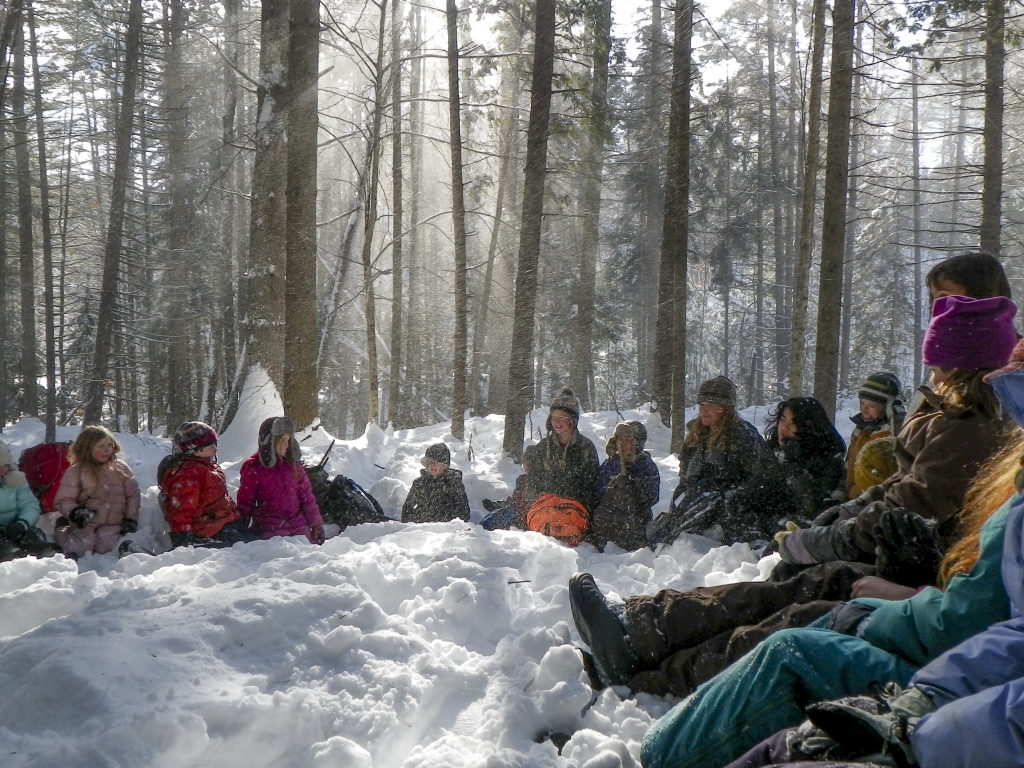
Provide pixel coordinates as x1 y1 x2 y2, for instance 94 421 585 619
911 57 924 386
840 7 863 391
446 0 469 440
283 0 320 428
979 0 1003 256
767 0 788 395
665 0 692 452
219 0 240 418
360 0 388 424
755 108 765 404
83 0 142 424
387 0 403 427
570 0 611 410
502 0 556 460
403 3 423 427
787 0 825 396
812 0 856 419
12 25 36 417
26 0 55 439
0 121 7 428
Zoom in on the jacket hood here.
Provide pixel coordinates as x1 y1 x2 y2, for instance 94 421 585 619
257 417 301 468
0 470 27 488
989 369 1024 429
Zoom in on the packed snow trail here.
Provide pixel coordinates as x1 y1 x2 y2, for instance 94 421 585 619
0 403 858 767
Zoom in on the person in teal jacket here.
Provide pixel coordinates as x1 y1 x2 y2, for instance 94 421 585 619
0 441 54 559
639 490 1016 768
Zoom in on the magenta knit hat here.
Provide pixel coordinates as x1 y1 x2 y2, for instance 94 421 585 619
922 295 1017 370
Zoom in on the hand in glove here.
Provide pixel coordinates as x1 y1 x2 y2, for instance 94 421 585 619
763 520 800 556
812 505 845 527
120 518 138 535
311 524 326 546
5 519 29 542
69 506 96 528
872 508 943 588
482 499 498 512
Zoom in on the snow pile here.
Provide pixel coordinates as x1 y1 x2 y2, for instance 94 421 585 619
0 399 860 767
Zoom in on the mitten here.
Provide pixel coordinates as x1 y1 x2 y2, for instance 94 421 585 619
311 524 326 546
120 518 138 535
69 506 96 528
872 508 943 588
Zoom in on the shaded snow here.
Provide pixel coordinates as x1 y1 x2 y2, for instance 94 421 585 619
0 398 861 767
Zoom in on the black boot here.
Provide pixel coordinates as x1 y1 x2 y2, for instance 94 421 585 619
568 572 640 687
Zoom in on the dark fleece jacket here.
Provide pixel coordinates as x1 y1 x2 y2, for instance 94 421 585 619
402 468 471 523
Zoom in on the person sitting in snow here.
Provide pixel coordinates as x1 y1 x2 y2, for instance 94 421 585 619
587 421 660 551
845 372 905 499
0 441 60 560
402 443 470 524
159 421 257 549
526 388 600 512
648 375 785 547
237 417 325 545
54 425 141 558
480 445 536 531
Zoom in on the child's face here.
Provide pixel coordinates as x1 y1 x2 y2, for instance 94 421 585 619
195 444 217 459
424 460 446 478
859 399 885 421
275 434 291 458
92 437 115 464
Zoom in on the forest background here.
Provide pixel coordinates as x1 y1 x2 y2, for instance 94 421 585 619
0 0 1018 457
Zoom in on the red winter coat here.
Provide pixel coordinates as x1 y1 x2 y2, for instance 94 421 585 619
160 455 241 538
236 455 323 543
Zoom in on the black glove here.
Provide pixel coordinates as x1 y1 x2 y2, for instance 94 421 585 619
69 506 96 528
170 531 198 548
827 602 876 636
120 518 138 535
812 505 844 527
482 499 498 512
5 519 29 542
873 508 943 588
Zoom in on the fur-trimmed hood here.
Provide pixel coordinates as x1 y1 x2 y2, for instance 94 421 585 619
257 417 301 467
1 470 27 488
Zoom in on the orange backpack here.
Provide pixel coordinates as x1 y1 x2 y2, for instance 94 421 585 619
526 494 590 547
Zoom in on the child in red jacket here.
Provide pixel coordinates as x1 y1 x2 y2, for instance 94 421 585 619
160 422 257 549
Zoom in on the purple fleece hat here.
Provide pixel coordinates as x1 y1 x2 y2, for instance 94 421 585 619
922 295 1017 370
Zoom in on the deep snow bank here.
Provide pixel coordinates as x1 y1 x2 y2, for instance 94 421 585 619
0 401 860 767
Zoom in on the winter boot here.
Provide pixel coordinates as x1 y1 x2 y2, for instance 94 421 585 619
568 572 640 687
118 540 155 558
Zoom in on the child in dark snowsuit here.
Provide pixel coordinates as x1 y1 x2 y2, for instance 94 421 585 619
160 421 257 549
402 443 471 524
589 421 660 551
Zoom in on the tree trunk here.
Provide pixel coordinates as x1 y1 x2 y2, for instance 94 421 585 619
26 0 55 439
446 0 469 441
360 0 388 424
283 0 320 428
840 6 863 391
219 0 241 421
911 57 924 386
387 0 404 427
501 0 556 460
787 0 825 397
570 0 611 410
979 0 1003 256
13 25 36 417
812 0 856 419
665 0 692 452
83 0 142 424
403 3 423 427
767 0 788 395
0 120 7 428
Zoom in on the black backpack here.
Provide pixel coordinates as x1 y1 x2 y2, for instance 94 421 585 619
304 442 388 531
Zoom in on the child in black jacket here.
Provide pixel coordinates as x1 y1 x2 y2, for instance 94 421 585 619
402 443 470 524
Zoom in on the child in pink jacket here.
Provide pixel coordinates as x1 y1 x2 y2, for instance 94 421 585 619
236 417 325 545
54 425 140 557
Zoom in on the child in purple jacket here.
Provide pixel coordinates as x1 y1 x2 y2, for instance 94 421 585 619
237 417 325 545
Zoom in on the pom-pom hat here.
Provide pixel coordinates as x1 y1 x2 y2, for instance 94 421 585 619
922 295 1017 371
174 421 218 454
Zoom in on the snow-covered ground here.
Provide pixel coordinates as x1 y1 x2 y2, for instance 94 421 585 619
0 398 860 768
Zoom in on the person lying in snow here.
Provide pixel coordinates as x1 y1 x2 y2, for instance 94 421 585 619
237 417 325 545
53 425 141 558
0 440 60 560
401 443 470 524
777 296 1018 572
159 421 257 549
648 375 788 547
586 420 660 551
767 397 848 523
632 365 1024 768
480 445 536 531
846 373 906 499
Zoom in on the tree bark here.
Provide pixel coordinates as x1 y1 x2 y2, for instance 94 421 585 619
387 0 404 427
83 0 143 424
787 0 825 397
13 24 36 417
446 0 469 441
665 0 692 453
27 0 55 439
979 0 1003 256
219 0 241 422
283 0 320 428
502 0 556 460
840 6 863 391
911 57 924 386
812 0 856 419
767 0 788 395
569 0 611 410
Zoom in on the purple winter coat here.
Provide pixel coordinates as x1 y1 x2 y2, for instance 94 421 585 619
236 454 323 542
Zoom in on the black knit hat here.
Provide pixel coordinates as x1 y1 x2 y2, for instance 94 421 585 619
858 372 903 407
696 376 737 408
421 443 451 467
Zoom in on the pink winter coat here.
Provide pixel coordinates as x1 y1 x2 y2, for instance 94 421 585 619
53 460 140 527
236 455 323 542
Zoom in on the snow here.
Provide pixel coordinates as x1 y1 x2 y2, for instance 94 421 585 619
0 398 862 767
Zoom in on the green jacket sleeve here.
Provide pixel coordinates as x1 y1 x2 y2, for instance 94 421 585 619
14 479 41 526
858 495 1013 667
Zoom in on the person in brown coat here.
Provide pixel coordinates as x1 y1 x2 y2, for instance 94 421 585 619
845 373 905 498
779 295 1019 567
